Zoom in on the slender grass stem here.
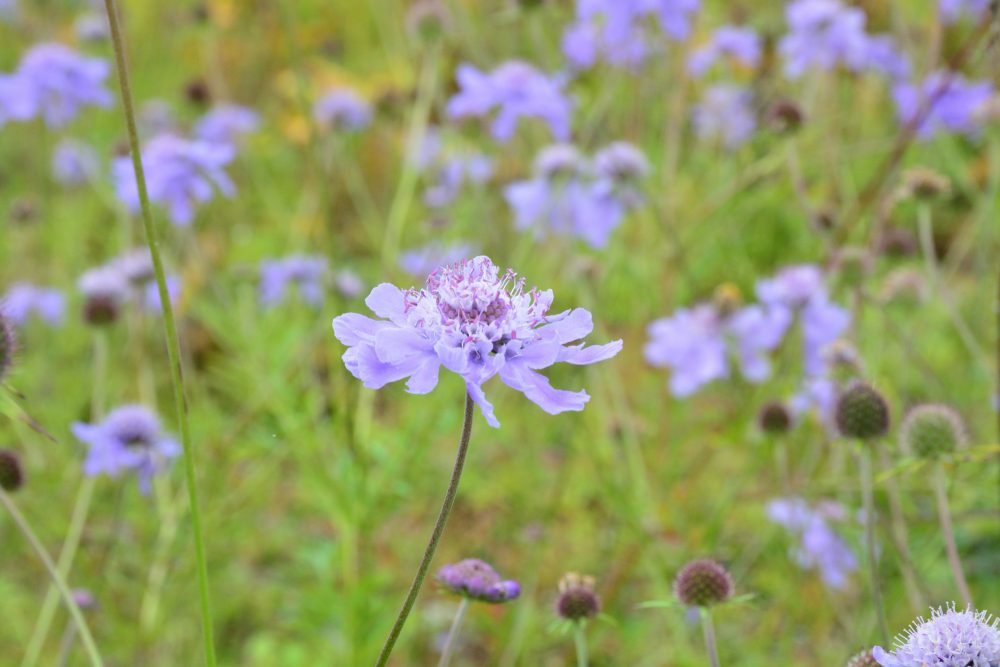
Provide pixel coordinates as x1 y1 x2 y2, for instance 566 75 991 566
101 2 216 664
374 393 475 667
700 607 720 667
573 622 589 667
437 598 469 667
858 445 889 645
932 461 973 609
1 490 104 667
877 443 926 613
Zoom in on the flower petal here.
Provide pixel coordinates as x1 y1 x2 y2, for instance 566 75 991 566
500 361 589 415
466 381 499 428
364 283 406 323
540 308 594 343
373 327 435 364
332 313 391 346
405 359 441 395
557 339 623 365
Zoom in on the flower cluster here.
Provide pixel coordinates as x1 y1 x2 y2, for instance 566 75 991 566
767 497 858 590
332 256 622 427
687 26 761 77
0 43 112 128
77 249 181 324
2 283 65 326
437 558 520 604
72 405 181 494
447 61 573 143
313 87 372 132
505 142 649 248
258 255 328 308
873 604 1000 667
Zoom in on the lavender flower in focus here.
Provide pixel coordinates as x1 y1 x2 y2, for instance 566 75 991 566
437 559 520 603
72 405 181 494
872 604 1000 666
2 283 65 326
399 241 475 277
687 26 762 77
446 61 573 143
893 71 994 139
259 255 328 308
940 0 991 24
313 87 372 132
0 43 111 128
113 134 235 226
768 497 858 589
692 85 757 149
194 104 260 145
51 139 99 186
331 256 623 427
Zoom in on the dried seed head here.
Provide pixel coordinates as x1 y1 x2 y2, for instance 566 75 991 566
758 401 792 434
835 382 890 441
406 0 451 41
900 404 967 459
766 98 805 133
877 226 918 258
845 649 878 667
185 78 211 106
556 573 600 622
0 449 24 492
901 167 951 200
830 246 872 287
674 559 734 608
712 283 743 318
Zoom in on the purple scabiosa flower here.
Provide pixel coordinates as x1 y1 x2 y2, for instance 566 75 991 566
2 283 65 326
864 35 910 81
446 61 573 143
72 405 181 494
415 129 494 208
756 265 850 377
893 71 993 140
940 0 991 24
399 241 475 277
872 604 1000 667
259 255 328 308
779 0 871 78
51 139 99 186
144 275 181 314
561 1 650 70
437 559 520 603
113 134 235 226
648 0 701 40
194 103 260 145
0 74 35 126
78 265 130 325
692 84 757 149
687 26 762 77
768 497 858 590
331 256 622 427
75 13 109 43
1 43 112 128
313 87 372 132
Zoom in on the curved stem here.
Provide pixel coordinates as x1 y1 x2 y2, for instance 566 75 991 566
573 622 589 667
1 490 104 667
932 461 973 609
101 2 216 665
437 598 469 667
700 607 720 667
374 393 474 667
858 445 889 645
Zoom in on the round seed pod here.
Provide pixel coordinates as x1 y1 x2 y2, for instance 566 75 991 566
673 559 734 608
900 404 967 459
555 573 600 622
758 402 792 434
0 449 24 492
835 383 890 441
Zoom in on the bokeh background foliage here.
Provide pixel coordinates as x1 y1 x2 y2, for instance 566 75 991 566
0 0 998 665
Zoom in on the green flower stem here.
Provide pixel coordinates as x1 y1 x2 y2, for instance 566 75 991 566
877 442 926 613
573 622 589 667
700 607 720 667
1 490 104 667
437 598 469 667
101 2 216 665
374 393 474 667
932 461 973 609
858 445 889 645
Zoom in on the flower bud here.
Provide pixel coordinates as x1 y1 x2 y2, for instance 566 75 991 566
0 449 24 492
901 167 951 201
835 382 890 441
765 98 805 133
900 404 967 459
556 573 600 622
758 401 792 434
674 559 734 608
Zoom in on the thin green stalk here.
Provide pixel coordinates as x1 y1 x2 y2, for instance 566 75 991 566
374 394 475 667
858 445 889 645
437 598 469 667
21 332 106 667
101 2 217 665
700 607 720 667
1 490 104 667
573 623 589 667
932 461 973 609
877 443 926 613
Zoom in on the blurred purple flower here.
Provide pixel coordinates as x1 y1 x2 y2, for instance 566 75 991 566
649 0 701 40
72 405 181 494
415 129 494 208
399 241 474 277
446 61 573 143
51 139 99 186
893 71 993 139
562 1 650 70
78 265 130 306
940 0 991 23
692 84 757 149
75 12 109 43
313 87 371 131
0 43 111 128
779 0 870 78
864 35 910 80
113 134 235 226
143 275 181 314
437 558 520 604
334 269 365 299
687 25 761 77
644 303 789 397
768 497 858 590
1 283 65 326
331 256 622 427
873 604 1000 666
259 255 328 308
194 104 260 145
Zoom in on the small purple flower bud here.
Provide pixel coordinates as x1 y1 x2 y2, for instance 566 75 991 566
835 382 890 441
900 404 967 459
673 559 734 608
0 448 24 491
437 558 520 604
555 573 600 622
